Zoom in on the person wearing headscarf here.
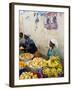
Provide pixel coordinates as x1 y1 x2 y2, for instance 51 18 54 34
47 39 63 60
19 32 38 54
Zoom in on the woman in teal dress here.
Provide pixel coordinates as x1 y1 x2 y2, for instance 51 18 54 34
47 39 63 60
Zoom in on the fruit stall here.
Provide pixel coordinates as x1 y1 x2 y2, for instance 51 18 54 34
19 53 64 80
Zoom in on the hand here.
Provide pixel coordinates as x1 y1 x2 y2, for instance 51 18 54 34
19 46 24 50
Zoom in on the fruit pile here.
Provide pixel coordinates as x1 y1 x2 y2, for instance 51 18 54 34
19 53 34 60
42 56 63 77
27 57 46 69
19 56 63 79
19 61 27 69
19 72 38 80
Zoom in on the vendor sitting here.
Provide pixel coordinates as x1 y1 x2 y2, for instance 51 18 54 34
47 39 63 60
19 32 40 56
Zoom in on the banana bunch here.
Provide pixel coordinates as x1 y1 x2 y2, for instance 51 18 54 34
48 56 60 68
42 56 63 77
42 60 49 67
42 66 62 77
57 64 63 74
42 67 52 77
51 68 58 77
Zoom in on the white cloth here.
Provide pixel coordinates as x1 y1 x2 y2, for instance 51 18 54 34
50 39 58 48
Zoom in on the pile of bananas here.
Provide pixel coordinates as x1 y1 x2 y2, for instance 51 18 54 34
42 56 63 77
19 72 38 80
48 56 60 68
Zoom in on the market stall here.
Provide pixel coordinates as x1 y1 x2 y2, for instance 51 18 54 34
19 52 64 80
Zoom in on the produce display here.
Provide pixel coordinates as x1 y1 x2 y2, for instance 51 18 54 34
19 53 64 79
19 72 38 80
19 53 34 60
48 56 60 68
42 56 63 77
19 61 27 69
27 57 46 69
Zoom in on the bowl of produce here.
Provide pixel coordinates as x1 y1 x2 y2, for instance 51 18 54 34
19 53 34 62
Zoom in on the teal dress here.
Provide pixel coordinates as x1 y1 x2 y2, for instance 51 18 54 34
47 48 53 59
52 47 63 60
47 47 63 60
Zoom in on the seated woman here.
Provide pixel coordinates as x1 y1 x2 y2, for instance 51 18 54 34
47 39 63 60
19 32 41 57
